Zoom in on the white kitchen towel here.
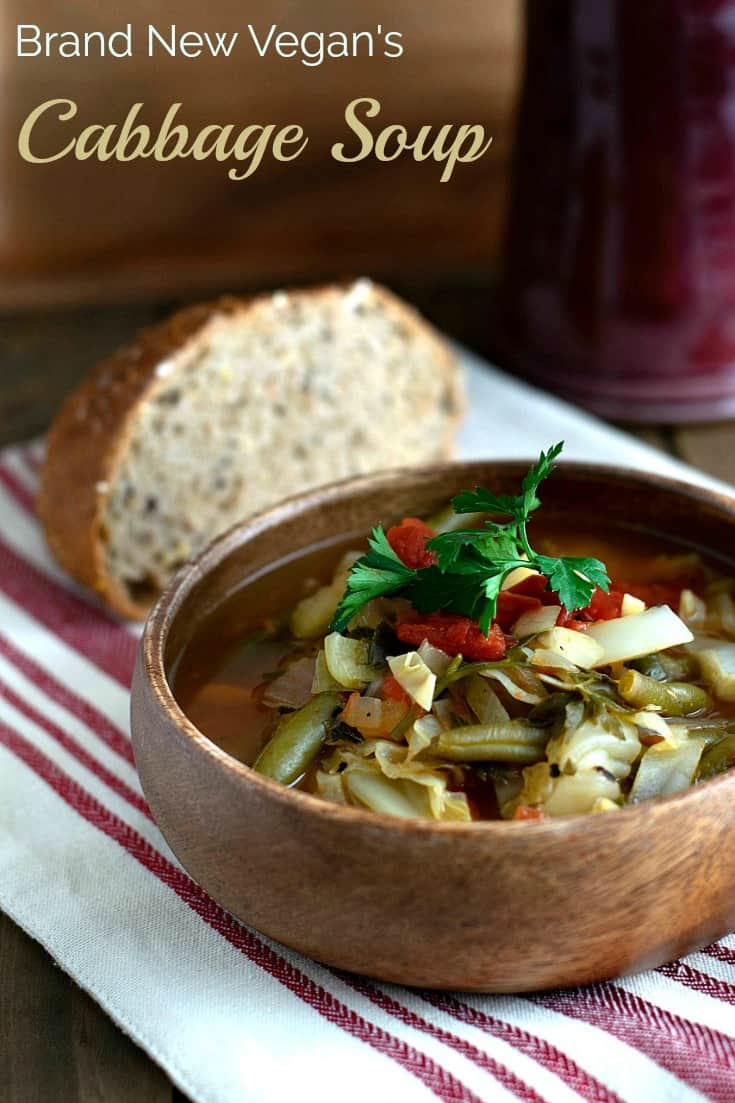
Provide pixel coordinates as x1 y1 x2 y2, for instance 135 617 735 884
1 350 735 1103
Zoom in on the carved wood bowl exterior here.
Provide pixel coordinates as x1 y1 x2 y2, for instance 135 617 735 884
131 462 735 992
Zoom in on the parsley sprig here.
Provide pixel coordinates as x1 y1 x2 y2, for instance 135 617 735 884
330 443 610 634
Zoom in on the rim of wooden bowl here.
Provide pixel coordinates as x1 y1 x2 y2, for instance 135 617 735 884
138 459 735 838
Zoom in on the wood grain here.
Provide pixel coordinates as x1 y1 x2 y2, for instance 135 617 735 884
0 306 161 446
0 912 174 1103
674 424 735 485
0 0 522 309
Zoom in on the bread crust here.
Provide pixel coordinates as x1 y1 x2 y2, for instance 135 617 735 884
38 284 462 621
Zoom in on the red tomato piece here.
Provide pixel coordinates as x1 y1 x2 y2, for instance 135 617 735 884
514 805 545 821
462 622 507 660
494 591 542 632
555 611 590 631
395 612 507 660
587 587 624 621
395 612 470 654
555 587 623 631
386 517 437 569
382 674 412 706
508 574 556 604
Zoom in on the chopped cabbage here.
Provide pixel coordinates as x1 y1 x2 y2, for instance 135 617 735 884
481 667 546 704
621 593 646 616
546 712 640 779
586 606 693 666
417 640 453 676
679 589 706 630
311 649 342 693
387 651 436 710
332 742 471 821
324 632 383 689
543 772 621 816
512 761 620 817
687 637 735 701
629 738 705 802
464 674 510 724
534 627 605 669
406 714 443 760
512 605 561 638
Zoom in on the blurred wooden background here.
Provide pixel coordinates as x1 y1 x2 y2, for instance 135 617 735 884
1 0 522 310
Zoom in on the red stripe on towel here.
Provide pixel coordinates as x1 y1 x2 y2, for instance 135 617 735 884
424 992 624 1103
337 973 545 1103
0 677 150 819
0 632 135 766
0 721 484 1103
0 460 36 515
0 536 136 687
530 984 735 1103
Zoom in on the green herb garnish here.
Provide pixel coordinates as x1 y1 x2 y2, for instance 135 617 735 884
330 442 610 634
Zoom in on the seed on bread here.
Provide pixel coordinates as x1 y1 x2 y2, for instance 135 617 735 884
39 281 463 620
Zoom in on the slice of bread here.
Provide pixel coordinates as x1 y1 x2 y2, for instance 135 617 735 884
39 281 463 620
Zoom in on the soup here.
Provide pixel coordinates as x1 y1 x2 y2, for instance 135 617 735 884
174 448 735 822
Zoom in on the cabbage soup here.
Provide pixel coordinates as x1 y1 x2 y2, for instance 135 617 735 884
174 445 735 822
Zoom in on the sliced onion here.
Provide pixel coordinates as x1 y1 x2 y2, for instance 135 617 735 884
512 605 561 638
341 694 407 737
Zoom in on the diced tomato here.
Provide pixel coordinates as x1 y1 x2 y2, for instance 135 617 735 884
508 574 556 604
463 622 508 660
555 587 623 631
514 805 545 821
587 587 624 621
396 611 470 653
382 674 412 706
555 610 590 631
386 517 437 569
494 591 543 632
395 611 507 661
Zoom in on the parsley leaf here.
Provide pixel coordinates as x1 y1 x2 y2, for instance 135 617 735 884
329 442 611 636
330 526 416 632
535 555 610 613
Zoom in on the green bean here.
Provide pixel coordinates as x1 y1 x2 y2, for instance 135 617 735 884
629 652 699 682
434 652 526 696
618 669 711 716
680 719 734 745
252 692 341 785
387 703 423 742
437 722 549 764
697 734 735 781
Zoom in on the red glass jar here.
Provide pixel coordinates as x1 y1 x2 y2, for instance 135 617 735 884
495 1 735 421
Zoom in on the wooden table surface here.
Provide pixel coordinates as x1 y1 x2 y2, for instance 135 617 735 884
1 292 734 1103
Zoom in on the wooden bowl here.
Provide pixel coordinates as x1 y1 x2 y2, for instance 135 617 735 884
131 462 735 992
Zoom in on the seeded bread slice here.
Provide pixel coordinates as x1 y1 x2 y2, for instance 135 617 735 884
38 282 463 620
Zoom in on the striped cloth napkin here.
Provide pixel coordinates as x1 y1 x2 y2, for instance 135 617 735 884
2 350 735 1103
